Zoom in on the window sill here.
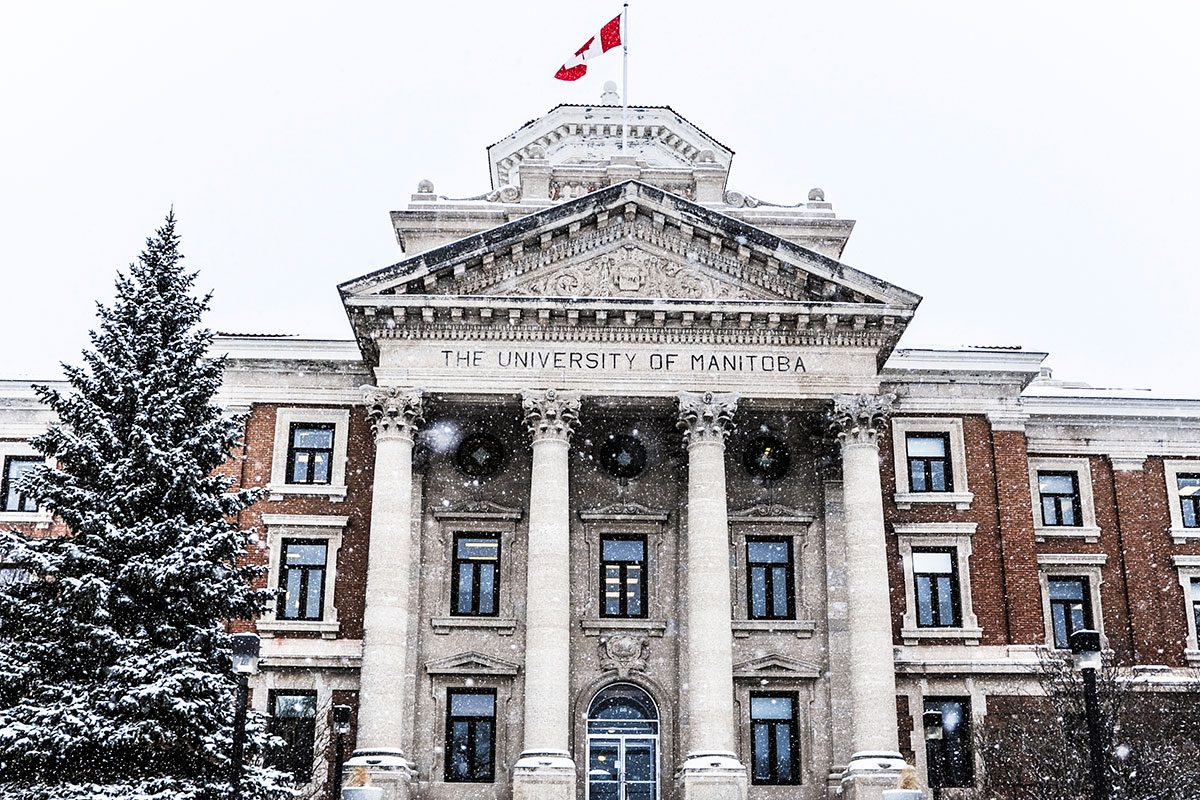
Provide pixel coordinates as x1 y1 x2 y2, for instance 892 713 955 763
732 619 817 638
0 510 49 527
267 484 347 502
1185 649 1200 668
1034 525 1101 544
1170 527 1200 545
580 618 667 637
257 619 341 638
431 616 517 635
893 492 974 511
901 626 983 646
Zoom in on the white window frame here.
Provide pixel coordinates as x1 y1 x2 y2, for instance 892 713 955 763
1172 555 1200 667
0 443 52 527
257 514 346 636
891 418 974 510
268 408 350 501
895 523 982 645
1027 457 1101 543
1037 553 1107 650
1163 460 1200 544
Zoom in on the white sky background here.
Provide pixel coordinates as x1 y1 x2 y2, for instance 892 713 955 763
1 2 1196 394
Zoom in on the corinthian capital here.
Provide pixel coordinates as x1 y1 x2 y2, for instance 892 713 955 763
362 385 424 441
677 391 739 446
830 393 895 447
522 389 581 443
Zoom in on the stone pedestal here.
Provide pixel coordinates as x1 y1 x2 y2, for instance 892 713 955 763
676 392 747 799
342 753 414 800
354 386 423 770
512 389 580 800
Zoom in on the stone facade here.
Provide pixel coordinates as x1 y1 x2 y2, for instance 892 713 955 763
1 103 1198 800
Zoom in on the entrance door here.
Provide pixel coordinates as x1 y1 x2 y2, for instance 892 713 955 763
586 684 659 800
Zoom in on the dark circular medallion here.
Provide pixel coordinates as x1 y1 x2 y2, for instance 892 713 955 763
598 434 648 480
743 434 791 481
455 433 506 478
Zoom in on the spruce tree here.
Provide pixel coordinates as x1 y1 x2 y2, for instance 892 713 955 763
0 214 290 800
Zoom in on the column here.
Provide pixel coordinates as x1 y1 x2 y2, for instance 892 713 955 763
512 389 580 800
348 386 423 797
676 391 748 800
830 393 907 800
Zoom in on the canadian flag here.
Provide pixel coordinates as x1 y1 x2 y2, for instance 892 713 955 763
554 13 623 81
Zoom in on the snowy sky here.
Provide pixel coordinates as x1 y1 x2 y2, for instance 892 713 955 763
2 2 1197 396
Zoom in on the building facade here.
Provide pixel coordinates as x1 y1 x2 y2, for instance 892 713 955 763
2 103 1199 800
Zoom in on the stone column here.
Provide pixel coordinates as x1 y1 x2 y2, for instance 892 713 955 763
347 386 423 798
830 394 907 800
676 391 748 800
512 389 580 800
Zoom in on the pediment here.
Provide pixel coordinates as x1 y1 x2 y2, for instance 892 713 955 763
425 651 520 676
733 654 822 680
339 182 920 309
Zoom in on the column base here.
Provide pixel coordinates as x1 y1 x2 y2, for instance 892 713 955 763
344 750 415 800
512 751 576 800
839 752 908 800
677 752 748 800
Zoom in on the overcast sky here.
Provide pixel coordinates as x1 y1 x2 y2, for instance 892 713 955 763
2 2 1196 396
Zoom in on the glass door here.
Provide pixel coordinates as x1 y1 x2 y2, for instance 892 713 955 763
587 735 658 800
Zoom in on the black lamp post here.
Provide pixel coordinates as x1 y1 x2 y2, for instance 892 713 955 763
1070 628 1106 800
230 633 261 800
331 704 352 800
923 709 945 800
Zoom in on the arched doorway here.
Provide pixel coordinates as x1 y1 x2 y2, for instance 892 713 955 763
586 683 659 800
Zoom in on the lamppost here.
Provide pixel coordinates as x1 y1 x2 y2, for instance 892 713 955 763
331 704 352 800
922 709 945 800
1070 629 1106 800
230 633 261 800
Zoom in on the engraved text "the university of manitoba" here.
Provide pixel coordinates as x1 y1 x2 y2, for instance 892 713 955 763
439 349 806 373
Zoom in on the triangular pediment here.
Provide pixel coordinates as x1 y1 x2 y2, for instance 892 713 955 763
733 654 822 680
425 651 520 676
339 182 920 309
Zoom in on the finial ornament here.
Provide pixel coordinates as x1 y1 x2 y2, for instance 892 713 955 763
677 391 739 446
830 393 896 447
362 386 424 442
522 389 581 442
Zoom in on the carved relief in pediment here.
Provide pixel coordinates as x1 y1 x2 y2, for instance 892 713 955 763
512 245 744 301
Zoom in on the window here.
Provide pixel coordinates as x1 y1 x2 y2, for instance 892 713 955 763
1191 578 1200 646
1178 474 1200 529
924 697 974 788
600 534 647 618
1048 577 1093 649
286 423 335 485
907 433 953 493
277 540 328 621
445 689 496 783
1038 471 1082 527
269 691 317 783
451 532 500 616
747 538 795 620
2 456 40 513
750 693 800 785
912 549 961 628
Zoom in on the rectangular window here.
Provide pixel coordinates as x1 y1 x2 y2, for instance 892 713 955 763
451 532 500 616
747 538 795 620
445 689 496 783
906 433 953 493
1038 471 1082 527
2 456 40 513
600 534 647 618
912 549 961 628
286 423 335 485
269 691 317 783
1178 474 1200 529
750 693 800 785
923 697 974 788
277 540 328 621
1048 576 1093 649
1191 578 1200 643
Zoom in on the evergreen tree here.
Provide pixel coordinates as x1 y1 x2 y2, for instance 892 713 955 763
0 214 291 800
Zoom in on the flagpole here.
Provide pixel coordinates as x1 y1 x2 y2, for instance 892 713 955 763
621 2 629 152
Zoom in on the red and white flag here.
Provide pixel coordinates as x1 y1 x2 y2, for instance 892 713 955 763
554 12 623 81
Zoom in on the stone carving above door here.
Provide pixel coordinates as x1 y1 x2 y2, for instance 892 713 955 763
514 245 745 301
